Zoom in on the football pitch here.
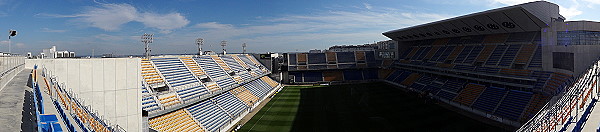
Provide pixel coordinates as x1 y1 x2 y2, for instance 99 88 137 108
238 82 505 132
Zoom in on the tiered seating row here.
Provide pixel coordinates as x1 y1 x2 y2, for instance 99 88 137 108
471 87 507 113
494 90 533 121
291 69 380 83
231 87 260 106
212 92 248 118
453 83 486 106
141 59 165 85
152 58 199 87
157 93 182 108
187 100 232 132
180 57 206 77
143 96 161 112
149 109 205 132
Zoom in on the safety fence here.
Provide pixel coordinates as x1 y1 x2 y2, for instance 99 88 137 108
517 60 600 132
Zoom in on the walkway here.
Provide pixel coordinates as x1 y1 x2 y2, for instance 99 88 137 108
0 69 35 132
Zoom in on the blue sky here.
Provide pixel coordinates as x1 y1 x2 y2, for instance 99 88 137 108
0 0 598 56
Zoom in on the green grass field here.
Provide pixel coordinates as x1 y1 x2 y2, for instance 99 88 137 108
238 82 504 132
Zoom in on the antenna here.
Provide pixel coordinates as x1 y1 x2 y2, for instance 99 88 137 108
141 33 154 58
220 40 227 55
242 43 247 54
196 38 203 56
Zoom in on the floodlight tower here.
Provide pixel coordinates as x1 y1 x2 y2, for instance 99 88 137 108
8 30 17 53
141 33 154 58
220 40 227 55
242 43 247 54
196 38 203 56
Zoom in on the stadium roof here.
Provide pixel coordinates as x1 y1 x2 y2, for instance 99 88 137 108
383 1 564 42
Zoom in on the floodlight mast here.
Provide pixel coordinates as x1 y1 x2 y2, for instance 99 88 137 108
141 33 154 58
242 43 247 54
196 38 203 56
8 30 17 53
220 40 227 55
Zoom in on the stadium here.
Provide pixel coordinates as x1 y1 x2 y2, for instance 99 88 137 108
1 1 600 132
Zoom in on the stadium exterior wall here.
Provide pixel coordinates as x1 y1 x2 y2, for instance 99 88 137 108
542 21 600 75
26 58 142 132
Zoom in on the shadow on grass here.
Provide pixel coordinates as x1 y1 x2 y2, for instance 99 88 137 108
289 82 506 132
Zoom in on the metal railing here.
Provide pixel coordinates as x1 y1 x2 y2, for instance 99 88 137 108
517 59 600 132
42 67 126 132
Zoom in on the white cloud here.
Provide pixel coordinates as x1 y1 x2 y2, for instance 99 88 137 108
490 0 537 5
138 12 190 33
560 6 583 19
363 3 373 10
181 6 449 52
582 0 600 5
41 28 67 33
194 22 234 29
40 2 189 33
94 34 125 41
490 0 584 20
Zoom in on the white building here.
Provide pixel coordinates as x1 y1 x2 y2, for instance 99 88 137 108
41 46 75 59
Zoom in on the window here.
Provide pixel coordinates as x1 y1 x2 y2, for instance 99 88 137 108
552 52 574 72
557 30 600 45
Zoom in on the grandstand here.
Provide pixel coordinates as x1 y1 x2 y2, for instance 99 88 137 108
277 1 600 131
5 1 600 132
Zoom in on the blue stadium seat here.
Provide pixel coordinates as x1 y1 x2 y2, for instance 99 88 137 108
442 79 466 93
454 46 473 63
453 65 476 71
498 44 521 67
337 52 356 63
343 70 363 80
463 46 483 64
187 100 232 132
213 92 248 118
528 45 542 68
307 53 327 64
415 47 432 60
437 90 457 100
288 53 297 65
362 69 378 80
475 66 500 74
416 75 435 85
485 45 508 66
364 51 378 67
152 58 202 87
385 70 403 81
195 56 237 88
429 46 447 61
436 46 455 62
392 71 412 84
494 90 533 121
472 87 507 113
303 72 323 82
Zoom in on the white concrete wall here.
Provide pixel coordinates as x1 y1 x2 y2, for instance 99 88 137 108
0 56 25 90
27 58 142 132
